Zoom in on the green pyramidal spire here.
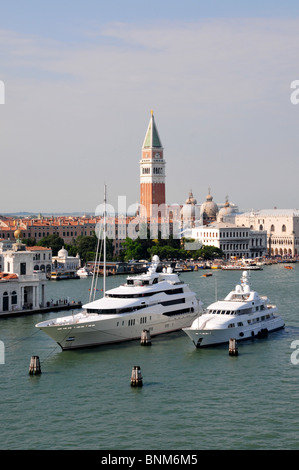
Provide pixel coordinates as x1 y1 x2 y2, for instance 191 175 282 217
142 110 163 148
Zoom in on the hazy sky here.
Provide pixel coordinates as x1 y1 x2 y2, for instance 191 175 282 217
1 1 299 214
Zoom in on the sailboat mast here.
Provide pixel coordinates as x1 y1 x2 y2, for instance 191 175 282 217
103 184 107 297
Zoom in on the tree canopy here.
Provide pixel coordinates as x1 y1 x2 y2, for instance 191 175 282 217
24 232 224 263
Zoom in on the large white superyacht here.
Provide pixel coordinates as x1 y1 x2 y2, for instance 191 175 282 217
183 271 284 348
36 256 203 350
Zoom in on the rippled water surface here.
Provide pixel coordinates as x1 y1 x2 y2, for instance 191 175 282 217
1 265 298 450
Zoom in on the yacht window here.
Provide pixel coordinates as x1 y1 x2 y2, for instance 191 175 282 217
107 287 184 299
161 298 185 307
163 307 194 317
165 288 184 295
228 323 235 328
237 322 243 327
87 304 147 314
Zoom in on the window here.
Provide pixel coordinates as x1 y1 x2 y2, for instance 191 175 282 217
3 292 9 311
161 298 185 307
270 225 275 232
11 291 17 305
282 225 286 232
164 307 194 317
20 263 26 275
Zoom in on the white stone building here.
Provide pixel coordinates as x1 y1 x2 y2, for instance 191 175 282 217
235 209 299 257
26 246 52 274
51 247 80 278
191 221 267 260
0 239 47 314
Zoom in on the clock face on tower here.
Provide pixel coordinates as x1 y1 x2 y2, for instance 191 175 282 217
155 152 160 159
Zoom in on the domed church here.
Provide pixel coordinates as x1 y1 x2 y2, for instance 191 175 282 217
200 189 219 224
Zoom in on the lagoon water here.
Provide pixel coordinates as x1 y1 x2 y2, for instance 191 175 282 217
1 265 299 450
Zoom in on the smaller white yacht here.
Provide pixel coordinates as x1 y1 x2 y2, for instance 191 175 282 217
77 267 92 278
183 271 284 348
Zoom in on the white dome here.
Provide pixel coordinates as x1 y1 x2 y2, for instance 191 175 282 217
58 247 68 258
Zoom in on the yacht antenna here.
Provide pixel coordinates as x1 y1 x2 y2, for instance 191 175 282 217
103 184 107 297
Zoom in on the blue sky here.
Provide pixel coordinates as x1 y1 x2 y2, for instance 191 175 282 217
1 1 299 213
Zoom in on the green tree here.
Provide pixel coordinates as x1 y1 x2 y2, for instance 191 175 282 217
22 237 37 247
38 234 65 256
72 235 97 262
122 237 145 261
196 246 224 260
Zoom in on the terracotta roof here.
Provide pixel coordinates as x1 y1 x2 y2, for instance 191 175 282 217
26 246 51 251
0 273 18 280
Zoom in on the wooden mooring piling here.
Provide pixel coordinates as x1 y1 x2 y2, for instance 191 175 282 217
29 355 42 375
130 366 143 387
140 329 151 346
229 338 238 356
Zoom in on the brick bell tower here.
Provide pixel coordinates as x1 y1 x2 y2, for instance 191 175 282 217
140 111 166 218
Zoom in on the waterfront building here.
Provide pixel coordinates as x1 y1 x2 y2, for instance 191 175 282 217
235 209 299 257
26 246 52 274
0 233 47 314
140 111 166 219
51 247 80 279
191 221 267 260
0 215 98 244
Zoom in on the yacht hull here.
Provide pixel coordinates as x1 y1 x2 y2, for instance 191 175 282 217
38 310 199 350
183 317 285 348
